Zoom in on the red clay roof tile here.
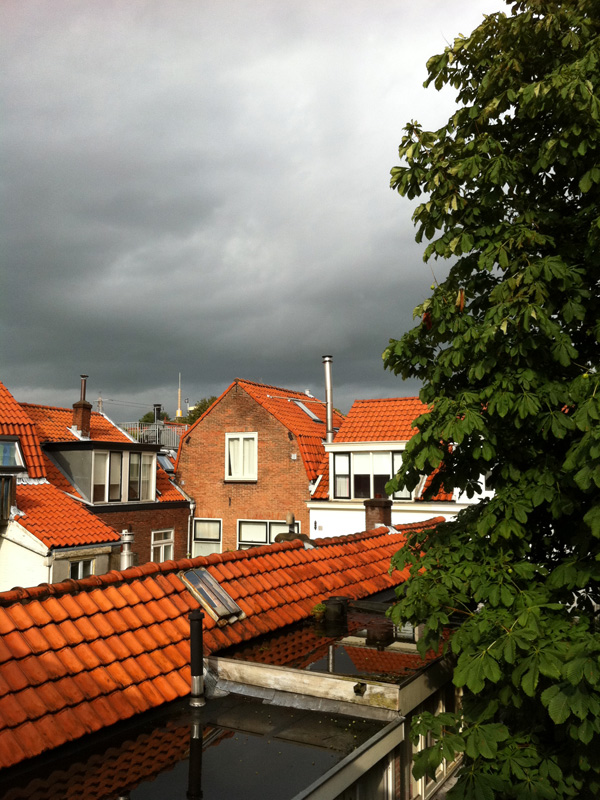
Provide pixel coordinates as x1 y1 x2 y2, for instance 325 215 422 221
0 516 442 770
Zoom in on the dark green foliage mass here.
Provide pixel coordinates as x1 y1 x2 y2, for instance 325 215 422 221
384 2 600 796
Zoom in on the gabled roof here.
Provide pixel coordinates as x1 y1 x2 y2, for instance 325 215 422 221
0 518 442 769
333 397 428 443
13 483 121 549
178 379 345 481
0 382 46 479
20 403 132 444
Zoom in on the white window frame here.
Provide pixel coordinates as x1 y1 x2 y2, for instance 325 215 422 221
151 529 174 562
225 432 258 481
237 518 300 549
331 450 412 501
92 450 155 503
70 559 95 579
192 518 222 557
0 438 25 471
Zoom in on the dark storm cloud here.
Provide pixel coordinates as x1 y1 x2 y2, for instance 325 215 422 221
1 0 503 416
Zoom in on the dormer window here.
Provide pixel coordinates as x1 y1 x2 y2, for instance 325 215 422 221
91 450 155 504
0 439 25 472
333 451 412 501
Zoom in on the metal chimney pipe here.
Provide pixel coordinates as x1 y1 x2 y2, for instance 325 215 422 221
189 609 206 707
322 355 334 444
120 530 135 570
80 375 89 402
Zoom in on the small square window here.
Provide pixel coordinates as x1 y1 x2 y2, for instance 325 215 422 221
152 529 174 562
70 559 94 579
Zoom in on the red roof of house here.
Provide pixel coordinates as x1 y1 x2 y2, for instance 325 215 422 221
20 404 132 444
333 397 428 443
13 483 121 550
0 382 46 479
0 518 442 769
177 379 345 482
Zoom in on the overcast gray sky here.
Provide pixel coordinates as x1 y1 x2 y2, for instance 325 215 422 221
2 0 503 418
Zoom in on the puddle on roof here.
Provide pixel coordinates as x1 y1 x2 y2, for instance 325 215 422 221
0 695 384 800
221 607 439 685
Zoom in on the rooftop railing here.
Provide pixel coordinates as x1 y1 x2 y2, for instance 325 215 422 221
118 422 189 449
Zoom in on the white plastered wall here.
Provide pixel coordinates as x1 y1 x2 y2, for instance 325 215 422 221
0 522 50 592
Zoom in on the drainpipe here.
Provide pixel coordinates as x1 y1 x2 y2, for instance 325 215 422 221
187 500 196 558
189 609 205 707
322 355 334 444
120 530 135 570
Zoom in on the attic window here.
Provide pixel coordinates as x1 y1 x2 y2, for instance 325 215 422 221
180 568 245 626
292 400 323 423
0 439 25 472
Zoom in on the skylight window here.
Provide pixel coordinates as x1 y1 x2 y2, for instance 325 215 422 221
292 399 323 423
180 568 245 625
0 439 25 471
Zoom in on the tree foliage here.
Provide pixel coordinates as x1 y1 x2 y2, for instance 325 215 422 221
139 410 170 424
384 1 600 796
185 396 218 425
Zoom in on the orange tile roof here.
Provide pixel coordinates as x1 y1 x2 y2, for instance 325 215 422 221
238 380 344 480
0 382 46 479
20 404 132 444
333 397 428 443
344 646 441 679
177 379 345 481
14 483 121 549
0 518 442 769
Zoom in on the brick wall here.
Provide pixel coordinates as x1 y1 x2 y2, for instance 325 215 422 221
176 383 312 551
94 504 190 564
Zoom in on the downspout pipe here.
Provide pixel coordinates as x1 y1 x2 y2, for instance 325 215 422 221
322 355 334 445
187 500 196 558
189 609 206 707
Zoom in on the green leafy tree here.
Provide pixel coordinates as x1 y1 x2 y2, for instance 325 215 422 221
185 396 218 425
139 410 170 424
384 2 600 797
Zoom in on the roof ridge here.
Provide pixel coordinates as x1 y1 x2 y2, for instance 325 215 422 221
236 378 325 401
0 539 306 607
352 396 423 403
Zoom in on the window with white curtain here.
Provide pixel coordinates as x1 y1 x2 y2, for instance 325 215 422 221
225 433 257 480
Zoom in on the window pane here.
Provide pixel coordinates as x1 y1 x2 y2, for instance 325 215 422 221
243 436 256 477
239 521 267 543
93 453 108 502
373 474 390 498
141 454 153 500
129 453 140 500
194 520 221 541
109 452 122 502
81 559 93 578
372 452 391 474
392 452 411 499
1 441 23 468
354 473 371 498
268 521 299 542
353 452 370 472
192 540 221 557
228 437 241 477
333 453 350 499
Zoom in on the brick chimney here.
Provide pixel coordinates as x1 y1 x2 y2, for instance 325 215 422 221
72 374 92 438
364 498 392 530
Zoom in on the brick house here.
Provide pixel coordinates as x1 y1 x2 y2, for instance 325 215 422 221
19 378 192 566
308 396 490 537
175 378 344 553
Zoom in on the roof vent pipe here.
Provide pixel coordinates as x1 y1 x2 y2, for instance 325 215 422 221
189 609 206 707
322 355 334 444
80 374 88 402
120 530 135 570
